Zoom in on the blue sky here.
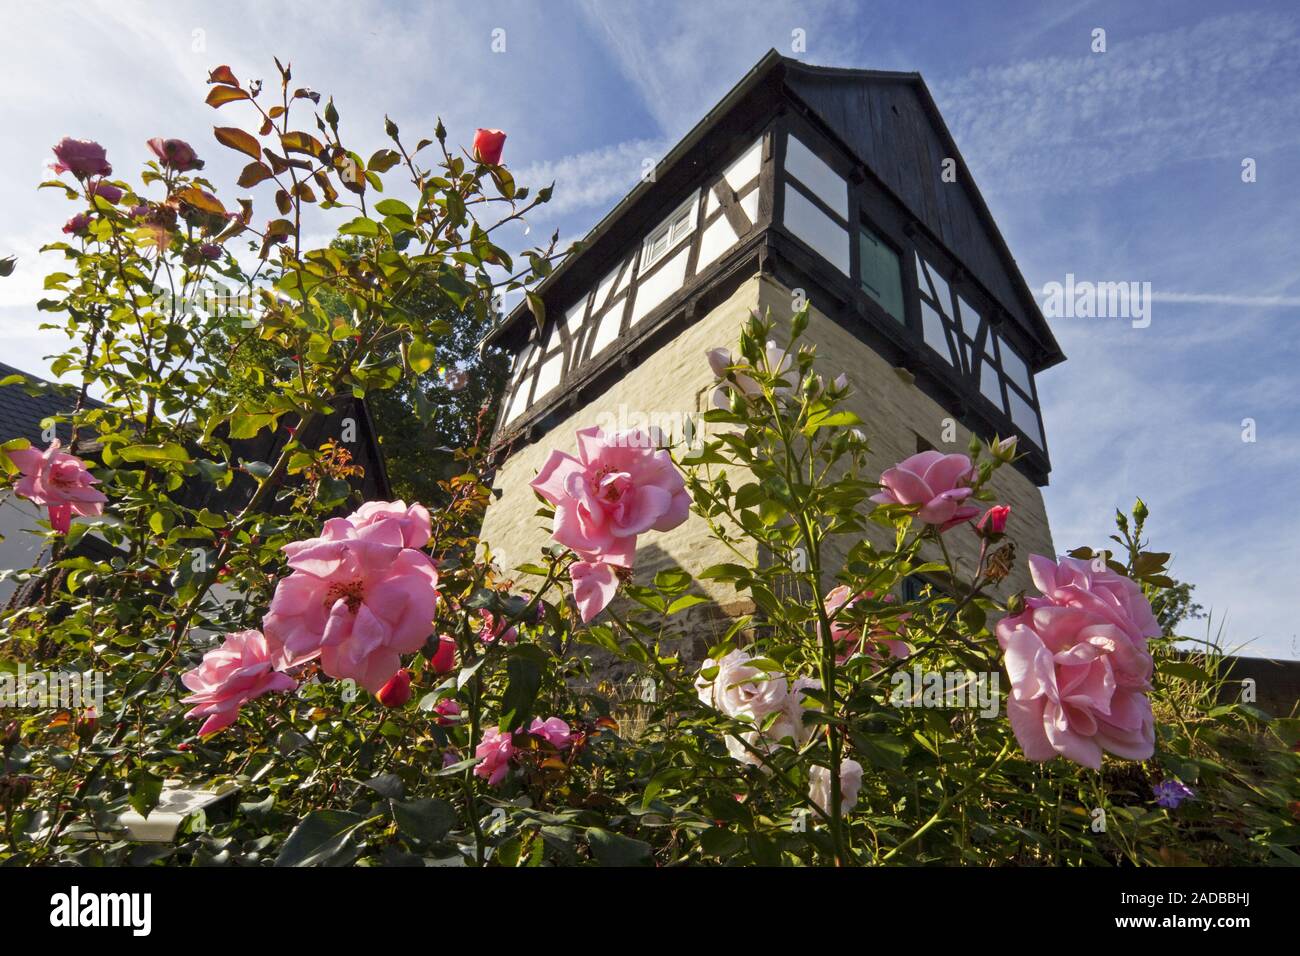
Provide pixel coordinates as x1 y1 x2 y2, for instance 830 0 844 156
1 1 1297 657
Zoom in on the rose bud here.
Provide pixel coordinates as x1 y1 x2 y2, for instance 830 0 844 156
0 774 34 808
74 708 98 743
146 137 204 172
51 137 112 179
472 128 506 165
429 634 456 675
377 668 413 708
199 242 222 260
433 698 461 727
62 213 92 236
976 505 1011 538
1 721 19 749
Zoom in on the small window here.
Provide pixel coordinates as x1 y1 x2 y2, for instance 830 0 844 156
859 226 905 323
641 192 698 271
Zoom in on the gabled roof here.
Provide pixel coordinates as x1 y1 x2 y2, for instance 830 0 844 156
492 50 1063 369
0 361 101 448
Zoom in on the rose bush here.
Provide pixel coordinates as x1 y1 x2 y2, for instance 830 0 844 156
0 60 1295 869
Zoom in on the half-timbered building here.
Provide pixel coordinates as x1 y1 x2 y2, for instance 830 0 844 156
480 50 1063 616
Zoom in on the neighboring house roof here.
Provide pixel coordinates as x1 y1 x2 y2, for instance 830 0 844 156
0 360 392 504
0 360 102 448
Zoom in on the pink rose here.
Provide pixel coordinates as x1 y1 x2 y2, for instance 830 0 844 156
199 242 222 260
347 499 432 549
51 137 111 178
870 450 980 530
474 725 515 785
705 341 794 410
568 559 622 623
181 630 297 736
472 128 506 165
996 554 1158 770
62 214 92 237
809 759 863 815
823 586 911 665
433 698 461 726
1026 554 1160 654
531 425 689 622
262 516 439 693
477 609 517 645
977 504 1011 537
531 425 689 569
528 716 574 750
9 439 107 533
376 668 413 708
147 137 204 172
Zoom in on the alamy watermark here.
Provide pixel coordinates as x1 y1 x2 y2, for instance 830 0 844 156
0 664 105 712
1041 274 1152 328
889 667 1000 718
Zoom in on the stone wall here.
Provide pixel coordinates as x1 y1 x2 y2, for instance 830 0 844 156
480 271 1057 642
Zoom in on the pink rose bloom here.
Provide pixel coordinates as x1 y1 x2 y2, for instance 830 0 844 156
91 182 123 204
1026 554 1160 656
532 425 689 622
472 128 506 165
474 725 515 785
147 137 204 171
433 698 461 726
528 716 574 750
569 559 621 623
531 425 689 569
809 760 863 815
347 499 432 549
996 555 1158 770
477 609 517 645
823 586 911 665
870 450 980 530
705 341 794 409
9 439 107 533
181 630 297 736
262 516 439 693
51 137 112 178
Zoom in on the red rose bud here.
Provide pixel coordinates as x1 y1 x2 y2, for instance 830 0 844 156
977 505 1011 537
74 709 98 742
430 634 456 675
1 721 19 749
62 213 92 236
472 128 506 165
377 668 413 708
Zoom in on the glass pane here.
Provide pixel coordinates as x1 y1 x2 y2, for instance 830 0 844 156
1007 388 1043 447
957 294 980 336
1000 339 1033 393
979 360 1003 408
859 227 905 323
920 300 950 363
784 134 848 219
783 183 850 275
927 262 951 318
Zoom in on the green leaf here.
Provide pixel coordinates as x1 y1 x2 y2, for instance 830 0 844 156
586 827 653 866
118 443 191 464
374 198 413 219
500 646 546 732
339 216 381 237
275 810 367 867
667 593 709 615
391 798 457 845
1159 660 1213 683
408 337 437 374
127 769 164 818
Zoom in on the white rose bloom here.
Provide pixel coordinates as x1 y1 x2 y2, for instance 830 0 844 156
809 759 864 815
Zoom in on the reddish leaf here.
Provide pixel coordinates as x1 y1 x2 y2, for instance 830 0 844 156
205 85 250 108
281 131 324 157
236 161 273 188
275 189 292 215
214 126 261 161
207 65 238 86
